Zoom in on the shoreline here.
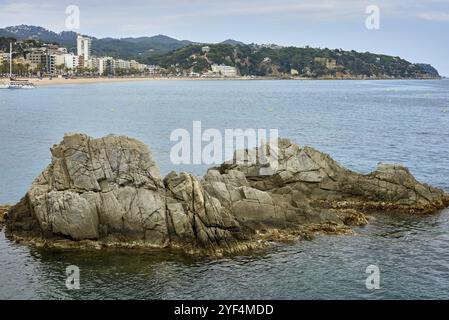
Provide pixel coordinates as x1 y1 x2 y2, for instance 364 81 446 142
1 76 443 87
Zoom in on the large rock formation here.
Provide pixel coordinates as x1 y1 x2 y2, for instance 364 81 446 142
217 138 449 214
4 134 449 254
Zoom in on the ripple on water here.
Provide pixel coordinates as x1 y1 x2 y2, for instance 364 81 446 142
0 80 448 299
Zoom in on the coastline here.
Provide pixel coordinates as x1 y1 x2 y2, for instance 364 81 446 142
19 76 218 87
1 76 442 87
3 76 289 86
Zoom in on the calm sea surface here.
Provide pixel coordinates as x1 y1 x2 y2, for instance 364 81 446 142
0 79 448 299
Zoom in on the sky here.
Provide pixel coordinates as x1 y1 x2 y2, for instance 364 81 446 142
1 0 449 75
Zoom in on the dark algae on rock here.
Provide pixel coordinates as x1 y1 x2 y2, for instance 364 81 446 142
0 205 11 226
4 134 449 255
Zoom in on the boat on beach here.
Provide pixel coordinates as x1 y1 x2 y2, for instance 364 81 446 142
0 78 36 89
3 78 36 89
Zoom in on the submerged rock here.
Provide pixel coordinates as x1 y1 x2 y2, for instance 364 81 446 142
4 134 449 254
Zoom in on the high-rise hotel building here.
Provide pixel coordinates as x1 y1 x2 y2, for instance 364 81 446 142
76 35 91 61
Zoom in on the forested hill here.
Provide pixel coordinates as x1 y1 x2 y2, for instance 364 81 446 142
146 44 440 79
0 25 194 58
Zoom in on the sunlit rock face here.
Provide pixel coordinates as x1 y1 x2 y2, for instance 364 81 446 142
6 134 168 246
5 134 449 253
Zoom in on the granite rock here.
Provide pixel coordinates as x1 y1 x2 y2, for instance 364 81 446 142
5 134 449 253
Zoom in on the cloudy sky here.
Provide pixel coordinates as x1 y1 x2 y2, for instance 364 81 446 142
1 0 449 75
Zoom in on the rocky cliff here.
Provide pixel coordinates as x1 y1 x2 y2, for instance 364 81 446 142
4 134 449 254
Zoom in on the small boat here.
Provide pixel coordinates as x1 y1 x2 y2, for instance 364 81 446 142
6 78 36 89
0 78 35 89
0 42 35 89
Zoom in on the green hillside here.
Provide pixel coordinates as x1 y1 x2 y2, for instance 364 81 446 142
146 44 440 78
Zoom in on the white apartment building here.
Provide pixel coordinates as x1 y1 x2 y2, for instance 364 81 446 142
211 64 238 77
129 60 147 72
77 35 92 61
89 57 110 74
115 59 131 70
43 53 65 74
147 65 159 75
54 53 65 67
20 40 151 76
64 53 79 70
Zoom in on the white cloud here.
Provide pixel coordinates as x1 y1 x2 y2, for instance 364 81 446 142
2 0 449 36
418 11 449 22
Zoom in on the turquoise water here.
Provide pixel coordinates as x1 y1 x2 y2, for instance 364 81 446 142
0 79 448 299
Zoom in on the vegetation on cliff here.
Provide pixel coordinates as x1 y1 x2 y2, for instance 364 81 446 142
146 44 440 79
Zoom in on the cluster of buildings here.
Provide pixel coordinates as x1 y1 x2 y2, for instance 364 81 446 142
192 45 238 77
185 64 238 78
209 64 238 77
74 36 156 75
1 35 155 76
1 35 241 78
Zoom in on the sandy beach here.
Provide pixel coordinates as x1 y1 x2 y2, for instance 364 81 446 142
2 76 255 87
38 77 165 86
1 76 434 87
